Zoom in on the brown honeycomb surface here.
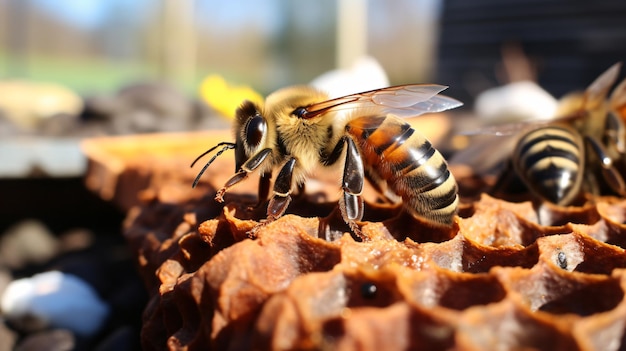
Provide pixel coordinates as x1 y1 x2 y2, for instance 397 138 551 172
83 130 626 351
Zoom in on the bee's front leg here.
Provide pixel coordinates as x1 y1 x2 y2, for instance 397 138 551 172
216 148 272 202
249 157 297 237
215 170 247 202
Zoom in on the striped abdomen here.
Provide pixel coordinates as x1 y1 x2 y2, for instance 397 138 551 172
513 125 584 205
345 115 458 226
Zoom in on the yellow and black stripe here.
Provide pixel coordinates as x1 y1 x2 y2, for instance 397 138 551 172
513 125 584 205
346 114 458 226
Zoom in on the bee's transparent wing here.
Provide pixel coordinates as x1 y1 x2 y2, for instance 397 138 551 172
609 77 626 153
302 84 463 119
586 62 621 109
448 134 518 174
461 122 537 137
453 115 583 173
450 118 556 174
363 84 465 116
610 77 626 117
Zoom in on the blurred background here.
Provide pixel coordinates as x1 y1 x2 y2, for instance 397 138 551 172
0 0 624 137
1 0 625 134
0 0 440 96
0 0 447 152
1 0 626 349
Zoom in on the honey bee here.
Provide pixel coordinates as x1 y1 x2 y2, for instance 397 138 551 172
482 63 626 208
511 124 586 205
191 84 463 238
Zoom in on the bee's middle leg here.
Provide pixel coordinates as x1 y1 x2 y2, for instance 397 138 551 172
248 171 272 209
249 157 297 237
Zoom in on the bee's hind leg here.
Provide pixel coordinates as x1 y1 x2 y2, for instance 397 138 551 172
339 193 365 239
322 136 366 239
338 137 366 240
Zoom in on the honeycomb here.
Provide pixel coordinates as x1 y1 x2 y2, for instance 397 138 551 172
117 154 626 351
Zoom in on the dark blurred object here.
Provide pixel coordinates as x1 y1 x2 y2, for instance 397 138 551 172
0 220 60 270
0 177 146 350
80 82 227 135
0 80 225 137
14 329 75 351
437 0 626 107
38 113 84 137
0 81 227 178
0 319 18 351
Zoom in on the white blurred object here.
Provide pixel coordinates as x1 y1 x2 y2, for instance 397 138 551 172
310 56 389 98
474 81 558 122
0 80 84 129
1 271 109 337
0 137 85 177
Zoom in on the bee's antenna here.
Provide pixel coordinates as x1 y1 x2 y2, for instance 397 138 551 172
191 142 236 188
190 142 235 168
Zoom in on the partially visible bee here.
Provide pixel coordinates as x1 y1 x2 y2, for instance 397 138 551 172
478 63 626 210
511 124 586 205
605 72 626 173
191 84 463 238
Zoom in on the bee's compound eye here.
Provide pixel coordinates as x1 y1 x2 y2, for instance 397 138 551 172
292 107 307 118
245 114 266 148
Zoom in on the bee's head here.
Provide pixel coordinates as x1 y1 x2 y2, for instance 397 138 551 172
234 100 267 171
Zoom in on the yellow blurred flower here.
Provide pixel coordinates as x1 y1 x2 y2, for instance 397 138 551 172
199 75 263 120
